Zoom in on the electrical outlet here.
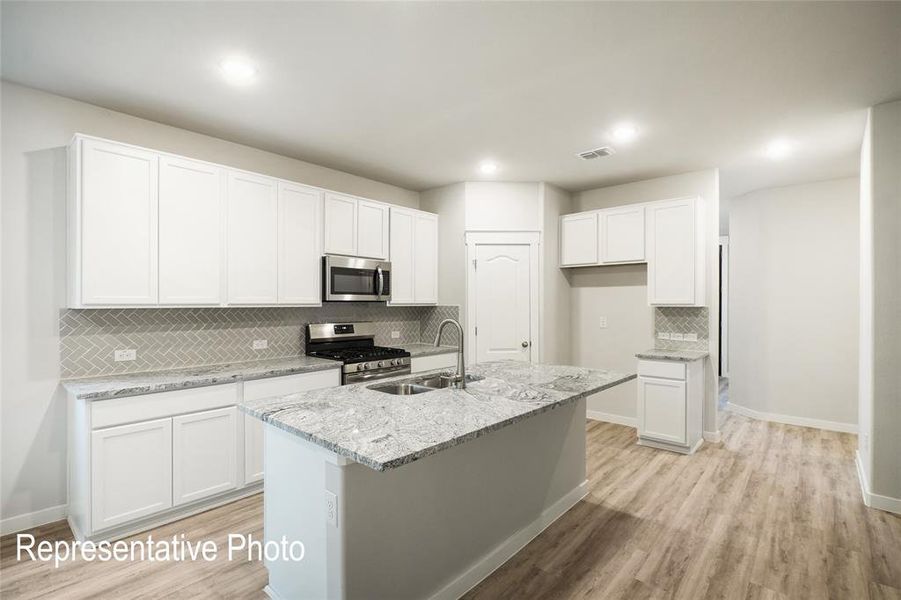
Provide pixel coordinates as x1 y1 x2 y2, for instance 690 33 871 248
391 331 400 339
658 332 671 340
325 491 337 527
252 339 268 350
114 349 136 362
671 333 685 341
684 333 698 342
598 316 607 329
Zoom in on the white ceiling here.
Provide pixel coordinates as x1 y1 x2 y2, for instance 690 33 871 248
2 2 899 197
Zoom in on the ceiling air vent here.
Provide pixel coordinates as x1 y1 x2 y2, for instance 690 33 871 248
576 146 615 160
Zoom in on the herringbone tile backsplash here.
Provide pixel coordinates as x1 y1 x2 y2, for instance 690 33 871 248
60 304 459 378
654 307 709 351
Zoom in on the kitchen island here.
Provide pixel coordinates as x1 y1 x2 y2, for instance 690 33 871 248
241 361 634 600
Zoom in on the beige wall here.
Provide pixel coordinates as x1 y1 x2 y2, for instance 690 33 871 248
539 183 572 364
859 100 901 506
730 178 859 428
0 81 420 529
570 170 720 432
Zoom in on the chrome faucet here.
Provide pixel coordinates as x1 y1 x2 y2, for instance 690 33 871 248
434 318 466 389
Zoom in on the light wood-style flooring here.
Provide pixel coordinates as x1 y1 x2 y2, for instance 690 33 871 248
2 413 899 599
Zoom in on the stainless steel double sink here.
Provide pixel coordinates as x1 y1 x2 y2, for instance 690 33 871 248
368 373 482 395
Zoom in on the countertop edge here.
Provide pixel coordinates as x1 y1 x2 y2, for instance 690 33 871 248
634 349 709 362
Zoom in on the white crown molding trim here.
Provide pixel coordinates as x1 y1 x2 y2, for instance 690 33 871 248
726 402 858 434
1 503 68 536
586 410 637 428
856 451 901 515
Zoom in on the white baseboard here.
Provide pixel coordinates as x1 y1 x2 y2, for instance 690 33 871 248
726 402 858 434
428 480 588 600
703 431 722 443
586 410 637 428
856 451 901 515
1 503 68 536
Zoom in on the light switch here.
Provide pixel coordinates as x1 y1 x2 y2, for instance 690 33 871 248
684 333 698 342
252 339 268 350
657 332 671 340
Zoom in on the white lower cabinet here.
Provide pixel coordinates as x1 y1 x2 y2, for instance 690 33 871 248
91 418 173 530
172 407 238 505
636 358 704 454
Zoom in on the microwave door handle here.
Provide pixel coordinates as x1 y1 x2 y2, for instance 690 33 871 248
376 267 384 300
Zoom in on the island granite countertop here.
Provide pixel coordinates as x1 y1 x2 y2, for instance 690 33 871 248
635 348 709 362
62 356 340 401
241 360 635 471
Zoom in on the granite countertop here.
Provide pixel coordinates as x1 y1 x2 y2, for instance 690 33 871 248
401 343 459 358
241 361 635 472
62 356 340 401
635 348 709 362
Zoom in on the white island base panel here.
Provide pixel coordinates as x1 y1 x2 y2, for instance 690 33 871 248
263 397 588 600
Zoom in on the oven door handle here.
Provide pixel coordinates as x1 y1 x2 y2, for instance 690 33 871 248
376 266 384 300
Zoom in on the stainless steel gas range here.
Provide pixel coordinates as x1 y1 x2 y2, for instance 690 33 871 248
306 322 411 384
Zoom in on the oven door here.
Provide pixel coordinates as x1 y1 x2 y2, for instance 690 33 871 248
323 255 391 302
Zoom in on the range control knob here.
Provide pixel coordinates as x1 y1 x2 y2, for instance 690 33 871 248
377 361 384 368
359 363 369 371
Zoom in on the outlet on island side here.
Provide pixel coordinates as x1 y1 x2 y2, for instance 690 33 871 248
325 491 338 527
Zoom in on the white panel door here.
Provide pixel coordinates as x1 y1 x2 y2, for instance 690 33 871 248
91 418 172 530
389 207 415 304
413 212 439 304
80 138 159 305
474 244 532 363
172 407 238 506
159 156 223 304
323 192 357 256
600 205 645 263
560 212 598 266
637 376 687 445
647 198 696 305
278 183 322 305
357 199 389 259
244 413 264 485
227 171 278 304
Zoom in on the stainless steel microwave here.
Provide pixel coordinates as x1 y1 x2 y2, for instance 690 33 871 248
322 255 391 302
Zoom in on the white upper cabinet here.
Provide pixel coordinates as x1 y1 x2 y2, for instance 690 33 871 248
278 183 322 305
646 197 705 306
72 137 159 306
226 171 278 304
323 192 389 260
389 207 438 305
413 211 439 304
560 212 599 266
158 156 223 305
600 205 645 264
323 192 358 256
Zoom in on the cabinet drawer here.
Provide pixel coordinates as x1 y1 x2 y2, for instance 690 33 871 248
637 360 685 380
92 384 238 429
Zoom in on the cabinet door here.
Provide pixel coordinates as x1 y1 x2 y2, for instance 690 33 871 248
357 199 389 259
323 192 357 256
159 156 223 304
278 183 322 305
244 413 264 485
80 138 159 305
647 198 697 305
413 212 439 304
560 212 599 266
91 418 172 530
600 205 645 263
227 171 278 304
172 407 238 506
637 376 687 445
389 207 415 304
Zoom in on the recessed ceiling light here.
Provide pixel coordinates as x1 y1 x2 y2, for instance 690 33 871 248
611 123 639 143
479 161 498 175
765 138 794 160
219 56 257 85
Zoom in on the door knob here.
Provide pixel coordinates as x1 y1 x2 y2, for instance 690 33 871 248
521 341 530 348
